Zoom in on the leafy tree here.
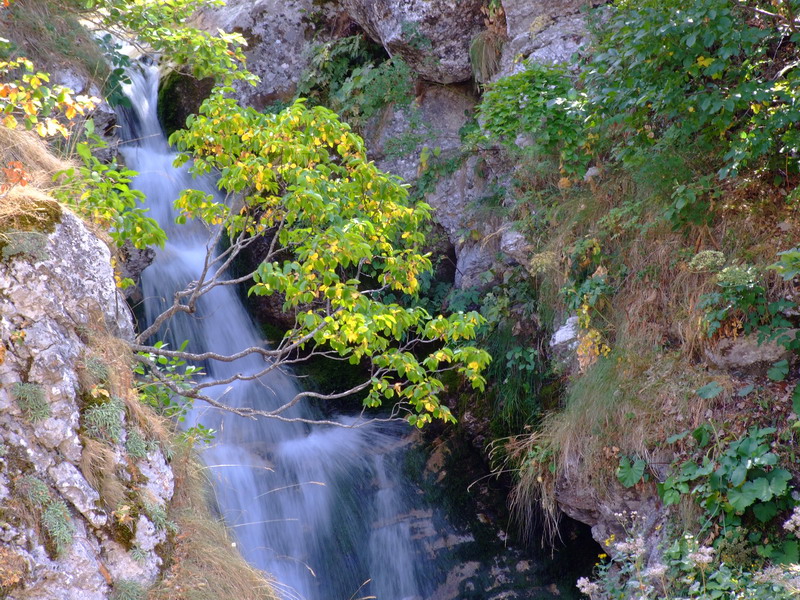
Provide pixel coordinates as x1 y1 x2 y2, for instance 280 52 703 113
135 93 490 427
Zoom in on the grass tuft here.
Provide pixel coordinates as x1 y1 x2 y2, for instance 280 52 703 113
12 382 50 423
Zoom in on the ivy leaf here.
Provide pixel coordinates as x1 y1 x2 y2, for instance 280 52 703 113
696 382 723 399
617 456 646 488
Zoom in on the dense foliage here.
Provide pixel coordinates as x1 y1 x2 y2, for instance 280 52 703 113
170 94 490 425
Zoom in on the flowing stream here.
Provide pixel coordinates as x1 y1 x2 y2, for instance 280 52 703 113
118 64 438 600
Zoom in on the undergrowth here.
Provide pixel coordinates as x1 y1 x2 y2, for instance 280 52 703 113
472 11 800 594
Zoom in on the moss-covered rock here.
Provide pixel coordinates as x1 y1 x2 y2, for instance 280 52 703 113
156 70 214 137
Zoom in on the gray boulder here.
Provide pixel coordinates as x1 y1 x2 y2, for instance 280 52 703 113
194 0 313 109
342 0 485 83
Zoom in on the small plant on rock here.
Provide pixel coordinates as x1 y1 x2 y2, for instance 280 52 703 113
12 382 50 423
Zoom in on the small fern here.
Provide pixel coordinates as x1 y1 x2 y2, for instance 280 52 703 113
17 475 50 506
124 429 154 460
110 579 146 600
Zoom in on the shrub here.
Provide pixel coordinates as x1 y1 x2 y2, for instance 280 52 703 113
476 62 588 177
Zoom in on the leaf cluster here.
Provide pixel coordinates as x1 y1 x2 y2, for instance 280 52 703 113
584 0 800 180
55 122 166 250
659 427 795 544
475 62 588 176
169 95 490 426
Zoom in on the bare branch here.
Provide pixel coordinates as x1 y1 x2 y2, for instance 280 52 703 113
135 353 393 428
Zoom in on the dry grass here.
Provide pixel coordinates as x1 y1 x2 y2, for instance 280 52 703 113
80 436 129 511
0 187 62 234
150 448 279 600
0 126 74 190
508 350 719 541
0 127 73 235
1 0 110 84
0 545 28 594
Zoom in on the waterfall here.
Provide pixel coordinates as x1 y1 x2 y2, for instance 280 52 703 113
118 64 437 600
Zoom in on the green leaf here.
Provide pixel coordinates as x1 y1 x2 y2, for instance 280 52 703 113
767 469 792 497
666 430 689 444
730 464 748 487
696 382 723 399
751 501 777 523
793 384 800 416
728 485 758 512
617 456 646 488
742 477 772 502
767 359 789 382
736 384 754 397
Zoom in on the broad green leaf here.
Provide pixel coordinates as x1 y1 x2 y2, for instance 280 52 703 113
696 382 723 399
728 485 758 512
617 456 646 488
767 359 789 382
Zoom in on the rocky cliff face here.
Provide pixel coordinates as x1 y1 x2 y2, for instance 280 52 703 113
0 202 174 599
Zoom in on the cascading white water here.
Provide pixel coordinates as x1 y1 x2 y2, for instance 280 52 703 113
118 64 437 600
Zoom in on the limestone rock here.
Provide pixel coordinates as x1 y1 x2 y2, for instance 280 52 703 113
48 462 106 528
704 333 795 374
193 0 313 109
428 154 500 288
500 229 530 265
342 0 485 84
549 316 580 373
365 83 477 182
116 240 156 302
0 208 174 597
495 0 608 80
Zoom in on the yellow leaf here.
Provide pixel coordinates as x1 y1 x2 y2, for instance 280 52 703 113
750 103 761 114
3 114 17 129
696 56 714 68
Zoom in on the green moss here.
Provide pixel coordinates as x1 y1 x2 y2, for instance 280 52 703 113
157 70 215 137
1 231 49 262
0 197 61 236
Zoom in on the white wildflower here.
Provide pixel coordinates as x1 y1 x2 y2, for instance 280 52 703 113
688 545 715 567
782 505 800 537
615 536 646 558
576 576 600 596
645 563 667 579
